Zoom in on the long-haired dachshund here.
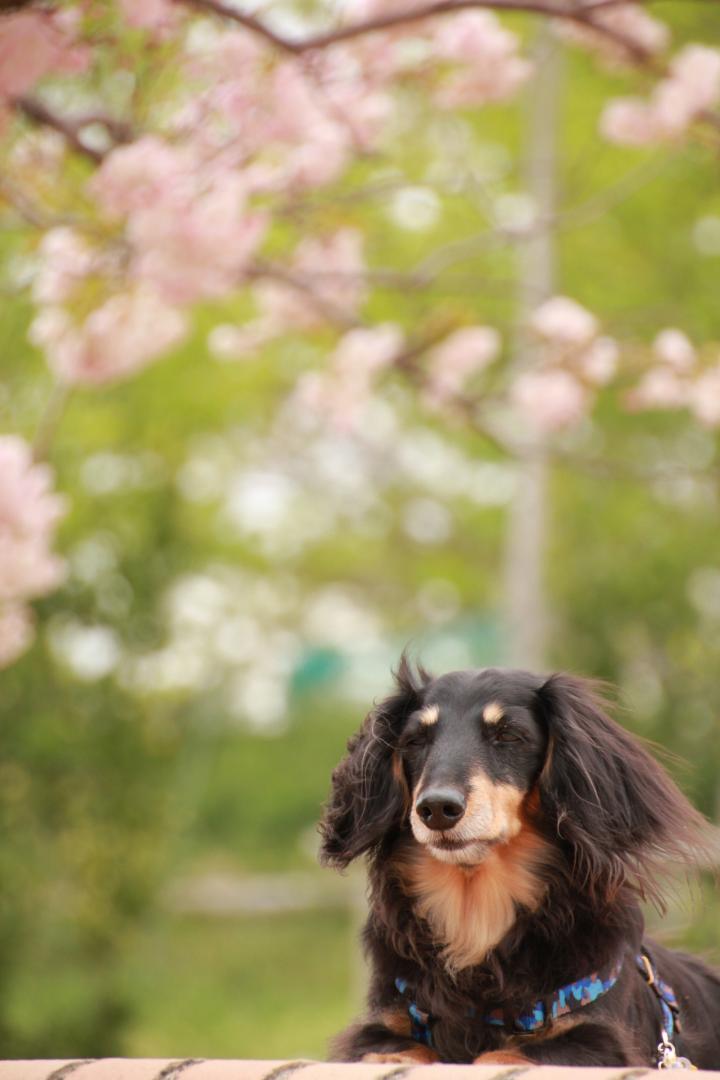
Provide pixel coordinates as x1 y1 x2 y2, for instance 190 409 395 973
319 658 720 1068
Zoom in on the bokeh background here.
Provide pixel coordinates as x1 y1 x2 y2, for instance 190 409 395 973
3 0 720 1063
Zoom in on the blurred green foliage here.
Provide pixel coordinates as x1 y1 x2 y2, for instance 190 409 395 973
3 0 720 1062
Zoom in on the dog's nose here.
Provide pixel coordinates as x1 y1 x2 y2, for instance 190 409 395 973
416 787 466 831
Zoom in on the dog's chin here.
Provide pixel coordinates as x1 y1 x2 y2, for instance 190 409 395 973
423 837 499 866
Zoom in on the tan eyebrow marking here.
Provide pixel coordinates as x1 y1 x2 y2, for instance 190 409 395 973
419 704 440 726
483 701 504 724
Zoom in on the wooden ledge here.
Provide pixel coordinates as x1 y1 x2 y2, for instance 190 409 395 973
1 1062 717 1080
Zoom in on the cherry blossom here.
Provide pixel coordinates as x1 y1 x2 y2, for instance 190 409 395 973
294 323 404 431
181 41 390 193
129 175 267 304
653 329 696 372
90 137 195 218
600 99 664 146
626 366 689 411
527 296 616 398
433 12 532 108
531 296 599 348
333 323 404 379
629 333 720 425
341 0 420 20
30 288 187 386
0 9 89 102
0 604 35 669
558 3 670 63
268 58 390 185
0 436 66 596
425 326 501 406
601 44 720 146
255 230 367 332
0 436 66 667
207 321 276 363
578 337 619 386
671 45 720 115
118 0 178 33
511 369 589 435
32 228 96 305
511 370 589 434
689 366 720 427
91 137 268 303
5 0 720 676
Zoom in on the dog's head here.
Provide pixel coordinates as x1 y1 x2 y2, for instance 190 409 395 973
319 657 708 905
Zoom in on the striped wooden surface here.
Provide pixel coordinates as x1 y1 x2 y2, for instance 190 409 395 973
0 1061 716 1080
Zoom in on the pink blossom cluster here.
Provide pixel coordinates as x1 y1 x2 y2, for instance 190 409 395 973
0 436 66 668
628 329 720 427
210 229 367 361
255 230 367 333
30 287 187 386
22 6 534 388
179 36 391 193
30 223 187 386
424 326 501 408
432 13 532 108
117 0 177 34
510 296 618 435
601 45 720 146
30 134 270 383
32 227 97 305
341 5 531 108
294 323 404 431
558 3 669 64
178 12 530 194
0 9 89 128
91 137 268 304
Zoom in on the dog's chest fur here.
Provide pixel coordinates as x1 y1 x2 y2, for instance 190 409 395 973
402 828 555 970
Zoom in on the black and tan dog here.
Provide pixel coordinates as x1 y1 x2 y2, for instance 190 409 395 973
320 658 720 1068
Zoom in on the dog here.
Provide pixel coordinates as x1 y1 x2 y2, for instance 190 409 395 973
319 658 720 1068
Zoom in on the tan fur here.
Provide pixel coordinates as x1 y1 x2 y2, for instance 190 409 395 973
410 771 525 852
473 1050 531 1065
465 774 524 840
419 704 440 726
482 701 504 724
517 1013 583 1042
402 824 555 971
363 1047 438 1064
380 1007 412 1037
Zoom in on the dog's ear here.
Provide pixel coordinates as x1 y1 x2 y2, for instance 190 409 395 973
319 655 430 869
537 673 709 907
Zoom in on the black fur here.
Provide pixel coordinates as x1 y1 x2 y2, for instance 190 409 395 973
319 658 720 1067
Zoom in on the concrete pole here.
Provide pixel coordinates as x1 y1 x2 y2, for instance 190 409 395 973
503 25 563 671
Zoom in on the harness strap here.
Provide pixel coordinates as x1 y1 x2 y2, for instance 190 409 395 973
395 956 622 1042
395 978 434 1048
396 950 693 1069
483 957 623 1032
636 949 680 1042
635 949 696 1069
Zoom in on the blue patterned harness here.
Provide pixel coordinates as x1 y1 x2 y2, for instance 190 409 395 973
394 949 681 1050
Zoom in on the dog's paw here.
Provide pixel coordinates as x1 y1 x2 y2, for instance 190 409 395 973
473 1050 531 1065
362 1048 438 1064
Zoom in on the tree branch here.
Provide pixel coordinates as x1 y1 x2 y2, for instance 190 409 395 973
248 259 363 329
14 96 105 163
32 383 71 463
171 0 303 53
173 0 655 67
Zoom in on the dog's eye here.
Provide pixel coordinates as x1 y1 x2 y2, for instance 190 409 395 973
492 728 523 745
399 728 430 750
